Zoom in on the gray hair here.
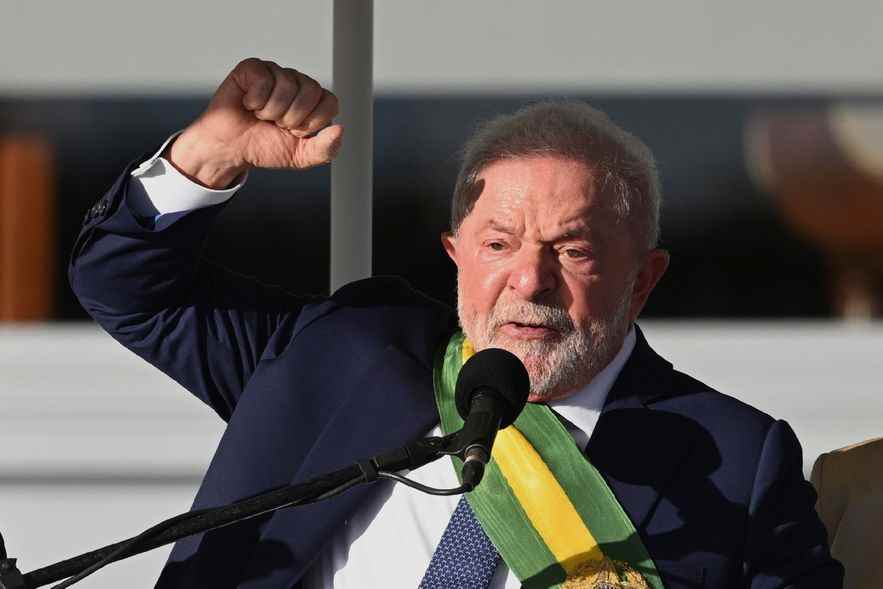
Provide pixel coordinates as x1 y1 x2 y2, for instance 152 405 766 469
451 101 662 250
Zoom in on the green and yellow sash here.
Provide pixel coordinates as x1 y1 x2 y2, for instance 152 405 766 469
433 331 664 589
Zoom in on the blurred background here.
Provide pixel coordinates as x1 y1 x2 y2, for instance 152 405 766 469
1 0 882 586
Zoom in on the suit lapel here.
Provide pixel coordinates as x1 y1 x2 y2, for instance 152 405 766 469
586 325 695 536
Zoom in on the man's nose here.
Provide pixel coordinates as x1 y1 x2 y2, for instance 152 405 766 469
507 247 558 301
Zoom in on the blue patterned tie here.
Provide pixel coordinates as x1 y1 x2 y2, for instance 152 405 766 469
420 496 502 588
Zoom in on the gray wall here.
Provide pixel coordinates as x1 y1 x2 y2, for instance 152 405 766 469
3 1 883 94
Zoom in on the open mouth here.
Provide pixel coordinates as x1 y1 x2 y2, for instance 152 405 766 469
500 321 560 339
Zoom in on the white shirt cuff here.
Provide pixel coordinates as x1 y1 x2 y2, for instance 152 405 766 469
128 131 246 216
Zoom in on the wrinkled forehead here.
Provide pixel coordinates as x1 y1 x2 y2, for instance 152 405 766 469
469 156 622 231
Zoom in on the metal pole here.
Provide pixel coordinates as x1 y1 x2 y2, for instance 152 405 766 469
331 0 373 292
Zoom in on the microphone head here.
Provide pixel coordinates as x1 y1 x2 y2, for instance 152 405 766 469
455 348 530 428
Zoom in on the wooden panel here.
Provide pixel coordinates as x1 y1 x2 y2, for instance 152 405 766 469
0 136 55 320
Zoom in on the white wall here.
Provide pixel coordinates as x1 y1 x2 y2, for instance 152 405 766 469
0 322 881 587
2 1 883 94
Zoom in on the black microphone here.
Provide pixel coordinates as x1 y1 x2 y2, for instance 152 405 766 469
454 348 530 490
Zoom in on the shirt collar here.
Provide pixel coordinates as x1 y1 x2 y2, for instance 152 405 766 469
548 325 637 447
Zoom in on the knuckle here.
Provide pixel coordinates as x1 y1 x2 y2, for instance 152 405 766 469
236 57 265 76
300 75 320 95
295 87 321 111
255 76 274 92
282 73 300 94
322 95 340 119
298 84 318 107
237 59 274 95
308 84 325 106
257 103 282 119
280 111 301 128
303 117 325 133
266 69 294 96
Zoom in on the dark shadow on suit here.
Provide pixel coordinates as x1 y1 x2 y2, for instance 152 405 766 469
158 538 294 588
156 516 293 588
522 408 745 588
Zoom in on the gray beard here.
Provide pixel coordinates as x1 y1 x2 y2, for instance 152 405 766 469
457 282 632 402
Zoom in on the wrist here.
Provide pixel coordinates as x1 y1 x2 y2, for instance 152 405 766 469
164 129 248 190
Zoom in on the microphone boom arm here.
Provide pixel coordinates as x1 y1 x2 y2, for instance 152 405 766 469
16 431 472 589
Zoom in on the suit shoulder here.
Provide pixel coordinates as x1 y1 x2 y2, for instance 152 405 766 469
663 369 777 435
331 275 452 314
322 276 457 368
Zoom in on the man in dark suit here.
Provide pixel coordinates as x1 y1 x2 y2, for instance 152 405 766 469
69 58 842 588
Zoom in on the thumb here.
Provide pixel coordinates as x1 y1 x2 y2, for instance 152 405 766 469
294 124 345 168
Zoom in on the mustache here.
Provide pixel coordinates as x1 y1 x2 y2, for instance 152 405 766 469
489 300 575 333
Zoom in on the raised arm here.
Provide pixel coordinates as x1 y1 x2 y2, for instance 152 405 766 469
69 59 343 420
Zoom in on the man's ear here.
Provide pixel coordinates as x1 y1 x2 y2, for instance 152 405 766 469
441 231 459 266
628 249 669 322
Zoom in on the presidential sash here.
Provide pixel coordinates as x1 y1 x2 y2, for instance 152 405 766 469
433 331 664 589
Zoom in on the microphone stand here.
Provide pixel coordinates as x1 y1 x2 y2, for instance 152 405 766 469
4 432 469 589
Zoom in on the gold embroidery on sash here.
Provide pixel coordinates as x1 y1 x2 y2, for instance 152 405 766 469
561 557 650 589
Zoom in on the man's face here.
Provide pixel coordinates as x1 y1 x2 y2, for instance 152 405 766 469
442 156 668 402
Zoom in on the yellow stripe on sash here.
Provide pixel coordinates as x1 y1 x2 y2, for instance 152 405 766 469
492 427 603 574
461 339 475 363
461 341 602 573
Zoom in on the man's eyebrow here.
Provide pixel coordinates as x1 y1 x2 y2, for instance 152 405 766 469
557 226 595 241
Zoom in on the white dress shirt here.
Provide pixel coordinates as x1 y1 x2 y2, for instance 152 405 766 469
128 135 638 588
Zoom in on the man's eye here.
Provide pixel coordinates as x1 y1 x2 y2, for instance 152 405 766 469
487 242 506 251
562 248 589 259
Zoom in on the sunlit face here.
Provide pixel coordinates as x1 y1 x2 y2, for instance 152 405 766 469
442 156 668 402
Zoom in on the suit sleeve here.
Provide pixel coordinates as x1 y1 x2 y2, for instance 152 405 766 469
69 155 316 421
743 420 844 588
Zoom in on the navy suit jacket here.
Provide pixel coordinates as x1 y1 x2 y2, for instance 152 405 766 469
69 157 843 588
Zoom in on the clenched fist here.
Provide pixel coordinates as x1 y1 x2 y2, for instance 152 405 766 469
166 58 343 189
